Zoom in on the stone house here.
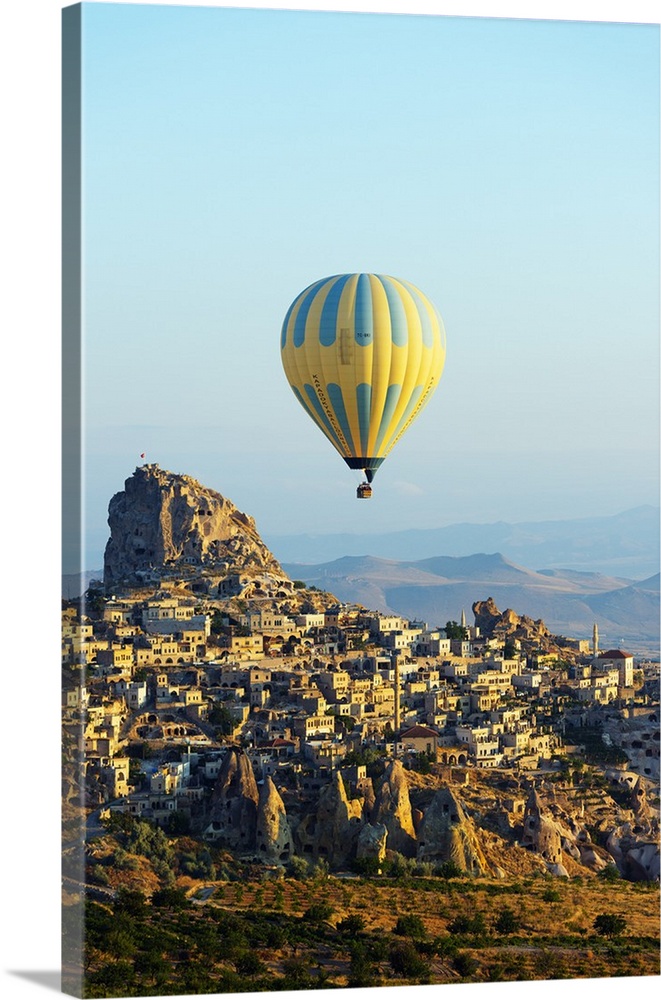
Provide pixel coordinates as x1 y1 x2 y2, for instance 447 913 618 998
103 756 131 798
398 724 439 755
292 713 335 739
317 670 350 702
455 724 502 766
221 634 264 660
112 678 148 709
597 649 635 689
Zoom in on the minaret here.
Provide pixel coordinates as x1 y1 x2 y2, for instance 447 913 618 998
393 650 401 747
592 623 599 660
461 609 466 629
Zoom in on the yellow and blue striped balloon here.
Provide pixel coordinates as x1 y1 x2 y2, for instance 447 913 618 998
280 273 446 488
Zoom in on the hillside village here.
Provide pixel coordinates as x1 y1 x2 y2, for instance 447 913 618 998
63 466 660 885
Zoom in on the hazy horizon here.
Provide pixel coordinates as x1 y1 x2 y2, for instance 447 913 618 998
80 494 658 576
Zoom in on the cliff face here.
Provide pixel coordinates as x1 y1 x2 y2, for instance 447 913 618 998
416 787 488 875
103 464 285 588
372 760 417 857
256 776 293 862
296 771 364 867
472 597 549 644
209 747 259 852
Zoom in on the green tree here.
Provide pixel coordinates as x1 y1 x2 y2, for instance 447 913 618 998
151 887 189 910
436 859 463 879
351 855 383 876
83 586 105 619
89 961 135 994
303 901 334 923
394 914 427 939
445 621 468 641
453 951 480 978
348 941 382 988
133 951 169 985
114 887 147 918
594 913 627 938
210 609 226 634
389 940 431 981
337 914 366 935
598 864 621 883
448 912 486 936
234 951 265 976
209 700 235 735
411 750 434 774
494 907 521 934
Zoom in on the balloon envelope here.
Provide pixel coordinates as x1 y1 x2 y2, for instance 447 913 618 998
280 273 446 482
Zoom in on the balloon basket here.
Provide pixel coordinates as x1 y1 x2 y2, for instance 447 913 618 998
356 482 373 499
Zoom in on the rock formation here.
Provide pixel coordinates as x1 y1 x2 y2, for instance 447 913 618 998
104 463 287 590
416 787 488 875
472 597 550 648
630 775 652 833
209 747 259 852
255 776 293 862
372 760 417 857
521 788 564 866
296 770 364 867
356 822 388 863
605 816 660 882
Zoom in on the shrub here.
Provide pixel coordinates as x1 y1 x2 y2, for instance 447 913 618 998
453 950 480 978
288 856 311 879
337 914 366 935
348 942 382 988
542 888 561 903
114 888 147 917
389 940 431 981
303 901 334 923
598 864 621 883
351 856 383 876
394 914 427 939
494 907 521 934
151 887 189 910
436 860 463 879
234 951 265 976
594 913 627 938
448 912 486 936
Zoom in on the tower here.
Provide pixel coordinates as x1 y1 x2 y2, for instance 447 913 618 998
461 609 466 629
592 623 599 660
393 651 401 741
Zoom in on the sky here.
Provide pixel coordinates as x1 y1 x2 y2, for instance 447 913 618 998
75 1 660 570
1 3 659 1000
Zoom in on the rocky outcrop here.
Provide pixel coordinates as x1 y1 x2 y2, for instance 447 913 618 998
472 597 550 647
605 820 660 882
209 747 259 852
622 842 660 882
630 775 653 832
416 787 488 875
104 463 287 589
372 760 417 857
255 776 293 862
356 822 388 862
521 788 563 865
296 770 364 867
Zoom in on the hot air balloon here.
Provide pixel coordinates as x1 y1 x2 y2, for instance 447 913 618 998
280 273 446 498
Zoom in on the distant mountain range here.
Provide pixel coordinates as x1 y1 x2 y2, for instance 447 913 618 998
69 500 658 655
268 505 660 580
282 552 660 656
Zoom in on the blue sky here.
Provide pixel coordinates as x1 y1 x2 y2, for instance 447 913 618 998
77 1 659 568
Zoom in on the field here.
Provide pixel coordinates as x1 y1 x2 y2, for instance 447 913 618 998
69 866 660 997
